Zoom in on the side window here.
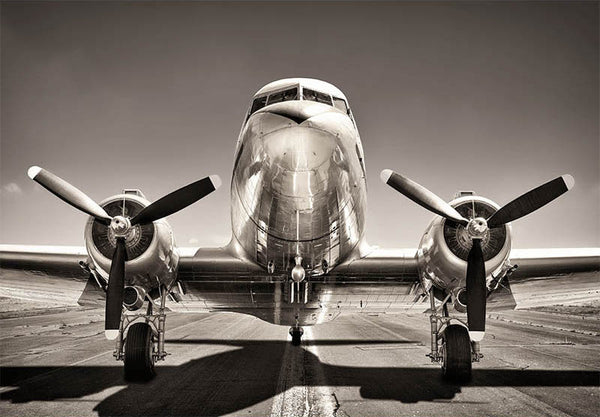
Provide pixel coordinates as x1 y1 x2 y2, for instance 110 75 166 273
303 88 332 106
267 87 298 105
250 96 267 114
332 97 348 114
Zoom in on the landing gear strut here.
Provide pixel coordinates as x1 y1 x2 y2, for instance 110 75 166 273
289 326 304 346
426 288 481 382
114 285 169 381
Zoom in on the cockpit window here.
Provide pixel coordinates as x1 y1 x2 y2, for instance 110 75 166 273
248 85 353 121
303 88 332 105
332 97 348 114
267 87 299 105
250 96 267 114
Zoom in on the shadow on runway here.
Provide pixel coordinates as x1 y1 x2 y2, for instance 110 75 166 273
1 340 598 416
167 338 423 346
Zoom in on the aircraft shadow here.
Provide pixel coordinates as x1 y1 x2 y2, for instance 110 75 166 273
1 340 598 416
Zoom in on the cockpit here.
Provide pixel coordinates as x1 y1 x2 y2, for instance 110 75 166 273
248 84 351 118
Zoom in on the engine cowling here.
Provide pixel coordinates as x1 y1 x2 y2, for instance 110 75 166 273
84 193 179 296
417 196 511 301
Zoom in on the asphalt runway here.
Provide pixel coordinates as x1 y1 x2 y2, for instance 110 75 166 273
0 308 599 417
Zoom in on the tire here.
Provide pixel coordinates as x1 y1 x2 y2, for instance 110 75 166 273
124 322 155 381
291 331 302 346
441 324 472 382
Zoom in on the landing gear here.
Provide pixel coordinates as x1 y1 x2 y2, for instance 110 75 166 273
426 288 480 382
124 322 155 381
440 324 471 381
289 326 304 346
114 285 169 381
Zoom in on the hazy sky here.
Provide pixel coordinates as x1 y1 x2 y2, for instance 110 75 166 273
1 1 598 249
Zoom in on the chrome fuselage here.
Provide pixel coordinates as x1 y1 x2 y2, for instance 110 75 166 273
231 100 367 276
173 80 415 326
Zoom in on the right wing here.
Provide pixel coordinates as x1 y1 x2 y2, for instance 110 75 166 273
0 245 97 306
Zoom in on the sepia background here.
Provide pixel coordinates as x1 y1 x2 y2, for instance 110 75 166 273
1 1 598 249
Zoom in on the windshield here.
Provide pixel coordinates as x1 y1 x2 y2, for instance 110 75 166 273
332 97 348 114
250 96 267 114
248 86 351 119
267 87 299 105
303 88 332 105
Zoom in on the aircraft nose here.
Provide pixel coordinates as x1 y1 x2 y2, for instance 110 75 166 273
264 126 337 172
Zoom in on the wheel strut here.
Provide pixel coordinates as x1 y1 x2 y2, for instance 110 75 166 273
113 285 169 365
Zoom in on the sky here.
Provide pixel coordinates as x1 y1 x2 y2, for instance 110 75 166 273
1 1 598 249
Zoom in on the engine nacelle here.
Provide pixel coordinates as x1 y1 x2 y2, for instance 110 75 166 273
417 196 511 298
84 193 179 294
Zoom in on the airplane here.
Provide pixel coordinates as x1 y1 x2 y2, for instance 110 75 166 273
1 78 598 382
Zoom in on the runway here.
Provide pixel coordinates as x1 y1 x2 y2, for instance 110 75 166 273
1 308 598 417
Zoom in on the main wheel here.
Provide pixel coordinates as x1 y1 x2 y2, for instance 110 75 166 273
124 322 156 381
441 324 472 382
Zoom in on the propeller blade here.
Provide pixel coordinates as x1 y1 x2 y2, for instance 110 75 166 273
487 174 574 228
105 237 127 339
130 175 221 226
27 166 112 223
466 238 486 341
380 169 469 225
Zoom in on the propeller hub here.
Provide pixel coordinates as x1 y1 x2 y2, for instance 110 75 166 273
467 217 488 239
110 216 132 237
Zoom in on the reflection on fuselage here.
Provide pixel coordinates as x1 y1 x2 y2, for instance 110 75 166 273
231 100 367 276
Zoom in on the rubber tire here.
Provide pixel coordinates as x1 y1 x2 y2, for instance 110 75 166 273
124 322 155 381
291 331 302 346
441 324 472 382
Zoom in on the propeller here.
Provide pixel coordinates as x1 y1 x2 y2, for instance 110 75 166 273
465 238 485 340
380 170 469 226
104 237 127 340
28 166 222 339
27 166 112 223
486 175 574 228
380 169 574 341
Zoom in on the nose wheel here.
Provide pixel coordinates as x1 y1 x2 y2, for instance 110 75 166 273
440 324 472 381
124 322 156 381
426 288 478 382
289 326 304 346
114 286 169 381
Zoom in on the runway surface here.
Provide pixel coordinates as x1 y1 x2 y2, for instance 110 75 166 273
0 308 599 417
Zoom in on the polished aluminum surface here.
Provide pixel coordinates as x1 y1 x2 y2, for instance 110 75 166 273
417 196 512 294
84 194 178 291
231 85 367 277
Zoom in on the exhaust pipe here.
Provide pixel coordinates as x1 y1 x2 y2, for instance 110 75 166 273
123 286 147 311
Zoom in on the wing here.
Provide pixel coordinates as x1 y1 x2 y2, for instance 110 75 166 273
2 244 597 314
500 248 600 309
508 248 600 278
0 245 97 306
323 247 422 311
175 245 422 314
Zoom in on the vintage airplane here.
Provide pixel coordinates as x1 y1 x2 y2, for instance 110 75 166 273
1 78 598 382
